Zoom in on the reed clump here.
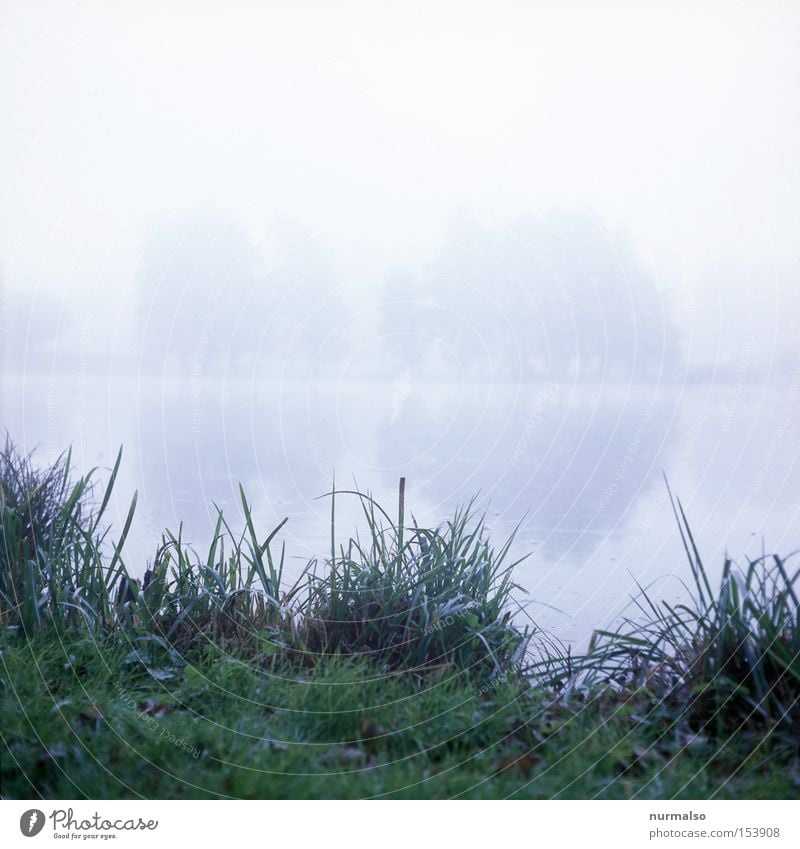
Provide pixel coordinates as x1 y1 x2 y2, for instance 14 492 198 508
0 440 530 677
574 489 799 733
2 438 797 735
3 439 797 800
0 438 134 634
289 486 531 674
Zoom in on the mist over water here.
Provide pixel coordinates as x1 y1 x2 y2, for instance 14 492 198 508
3 364 798 647
2 2 799 647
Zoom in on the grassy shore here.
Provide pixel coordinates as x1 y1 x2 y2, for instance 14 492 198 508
1 440 798 799
3 640 796 799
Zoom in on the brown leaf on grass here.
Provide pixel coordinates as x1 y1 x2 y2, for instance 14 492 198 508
494 753 540 775
359 717 386 742
79 703 104 721
138 699 175 718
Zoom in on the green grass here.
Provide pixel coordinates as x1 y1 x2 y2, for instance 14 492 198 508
1 439 798 799
291 486 534 674
2 640 796 799
0 440 532 677
0 438 133 635
576 484 800 736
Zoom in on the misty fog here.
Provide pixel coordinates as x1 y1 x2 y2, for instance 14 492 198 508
2 0 798 644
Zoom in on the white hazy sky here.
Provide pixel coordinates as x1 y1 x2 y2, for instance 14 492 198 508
1 0 798 349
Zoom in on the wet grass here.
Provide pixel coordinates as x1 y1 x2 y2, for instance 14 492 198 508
574 486 800 736
0 440 531 677
1 439 798 799
2 640 796 799
0 438 133 635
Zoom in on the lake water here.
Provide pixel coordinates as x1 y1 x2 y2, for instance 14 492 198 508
3 373 799 649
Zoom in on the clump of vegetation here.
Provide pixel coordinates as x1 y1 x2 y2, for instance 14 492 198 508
576 490 800 734
0 437 86 559
2 438 799 799
288 484 532 674
0 438 135 634
112 494 288 656
3 440 798 723
0 440 531 677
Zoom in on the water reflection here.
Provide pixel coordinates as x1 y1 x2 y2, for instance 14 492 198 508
130 378 678 568
3 372 798 646
3 211 797 647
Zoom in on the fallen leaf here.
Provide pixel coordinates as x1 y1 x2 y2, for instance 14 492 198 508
359 717 386 745
138 700 175 718
80 703 104 721
494 753 540 775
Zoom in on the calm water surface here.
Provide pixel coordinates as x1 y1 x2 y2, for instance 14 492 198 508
3 374 798 648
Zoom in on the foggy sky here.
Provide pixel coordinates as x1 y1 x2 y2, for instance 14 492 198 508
1 0 799 371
